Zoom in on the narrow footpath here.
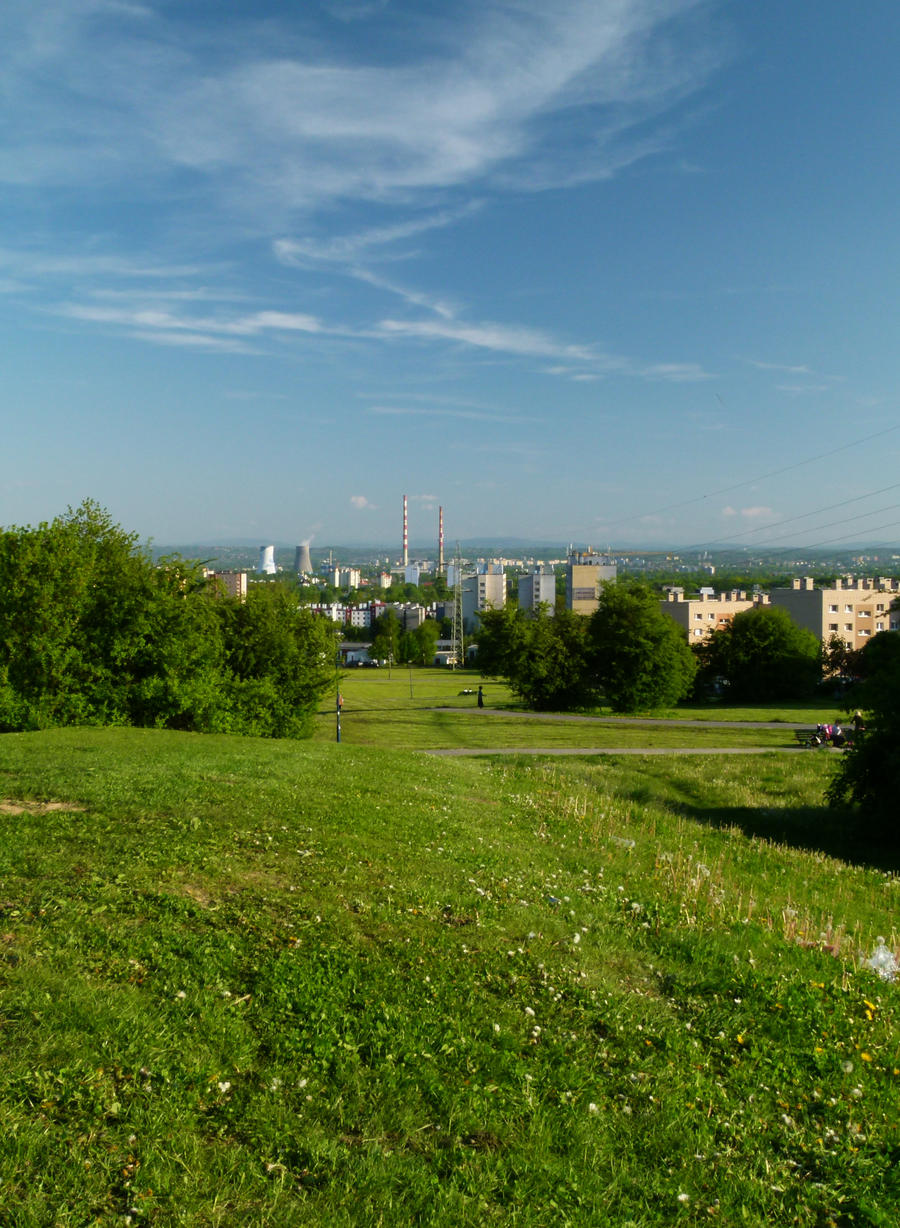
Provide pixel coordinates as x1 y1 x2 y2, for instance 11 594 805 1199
424 708 841 757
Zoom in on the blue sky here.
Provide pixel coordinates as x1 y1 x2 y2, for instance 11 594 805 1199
3 0 900 551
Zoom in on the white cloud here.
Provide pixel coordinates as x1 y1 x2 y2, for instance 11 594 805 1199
129 329 257 353
368 404 536 423
350 494 376 510
274 205 480 265
57 301 327 338
722 505 774 520
746 359 813 375
0 1 725 213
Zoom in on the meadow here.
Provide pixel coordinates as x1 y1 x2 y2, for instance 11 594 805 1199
0 670 897 1225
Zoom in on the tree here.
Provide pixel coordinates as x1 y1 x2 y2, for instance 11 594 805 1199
0 502 223 730
218 584 336 737
476 606 596 710
413 619 440 665
826 631 900 842
700 605 820 701
513 609 596 710
587 582 697 712
370 609 400 663
0 503 334 738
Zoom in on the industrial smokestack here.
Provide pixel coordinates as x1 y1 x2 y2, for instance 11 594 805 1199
257 545 277 575
403 493 408 567
439 506 444 572
294 542 313 574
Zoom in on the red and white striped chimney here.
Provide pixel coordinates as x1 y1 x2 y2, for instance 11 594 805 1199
402 493 408 567
438 506 444 572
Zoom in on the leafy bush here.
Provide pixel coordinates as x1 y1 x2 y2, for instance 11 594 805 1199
0 501 335 737
698 605 821 701
588 582 697 711
827 631 900 841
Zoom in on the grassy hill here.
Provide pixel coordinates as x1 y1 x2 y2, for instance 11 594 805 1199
0 675 897 1225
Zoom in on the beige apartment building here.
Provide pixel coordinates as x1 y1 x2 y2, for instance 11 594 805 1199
565 551 617 615
769 576 900 646
660 589 761 642
461 570 506 629
205 570 248 600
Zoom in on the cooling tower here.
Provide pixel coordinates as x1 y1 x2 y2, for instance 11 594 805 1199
257 544 277 575
295 542 313 573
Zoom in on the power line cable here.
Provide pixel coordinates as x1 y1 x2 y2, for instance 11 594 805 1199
680 484 900 554
757 501 900 547
603 421 900 532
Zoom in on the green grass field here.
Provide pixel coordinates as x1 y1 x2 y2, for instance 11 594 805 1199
0 674 897 1225
311 669 835 750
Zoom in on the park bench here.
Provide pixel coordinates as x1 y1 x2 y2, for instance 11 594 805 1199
794 729 825 747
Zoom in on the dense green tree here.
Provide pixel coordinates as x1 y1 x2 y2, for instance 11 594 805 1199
514 609 596 709
370 609 400 663
477 606 596 710
700 605 821 701
218 584 336 737
0 503 334 738
412 619 440 665
473 605 525 682
826 631 900 842
0 502 222 730
587 583 697 712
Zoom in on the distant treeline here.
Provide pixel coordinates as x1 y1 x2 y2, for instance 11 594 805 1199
0 502 336 737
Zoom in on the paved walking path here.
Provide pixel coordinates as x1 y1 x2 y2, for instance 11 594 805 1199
423 707 842 757
431 707 818 730
426 745 830 757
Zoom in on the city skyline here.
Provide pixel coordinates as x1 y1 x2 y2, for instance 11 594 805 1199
3 2 900 549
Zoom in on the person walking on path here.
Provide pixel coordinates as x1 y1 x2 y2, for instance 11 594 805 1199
477 685 484 708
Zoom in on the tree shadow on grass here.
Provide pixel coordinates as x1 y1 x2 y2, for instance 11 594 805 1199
659 799 900 873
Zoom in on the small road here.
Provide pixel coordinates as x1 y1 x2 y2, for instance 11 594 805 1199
422 707 843 757
430 707 819 731
425 745 833 757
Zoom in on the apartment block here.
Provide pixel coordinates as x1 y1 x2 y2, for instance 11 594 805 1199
660 588 760 642
205 570 248 601
770 576 900 646
462 571 506 629
565 551 616 615
518 568 556 614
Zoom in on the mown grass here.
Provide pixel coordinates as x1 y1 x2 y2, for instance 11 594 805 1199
312 670 827 750
0 725 898 1226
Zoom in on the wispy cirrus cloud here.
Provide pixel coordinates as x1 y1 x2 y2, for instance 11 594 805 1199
369 404 538 424
377 316 714 382
1 1 725 214
57 301 327 338
722 505 775 519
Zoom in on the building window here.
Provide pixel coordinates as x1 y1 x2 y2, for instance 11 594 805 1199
828 623 838 631
877 603 885 612
859 609 871 618
828 604 838 613
844 604 853 613
844 624 853 632
858 629 871 637
877 622 884 631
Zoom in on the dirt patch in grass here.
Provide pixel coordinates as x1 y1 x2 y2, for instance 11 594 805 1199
0 798 85 815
